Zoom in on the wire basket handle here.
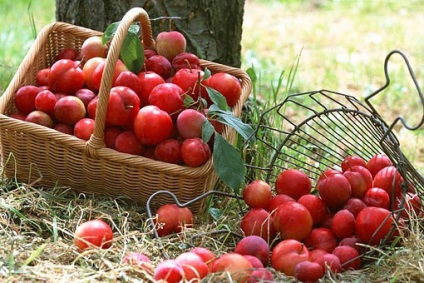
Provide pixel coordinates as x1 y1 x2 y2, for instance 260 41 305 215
145 190 243 258
85 7 155 157
365 50 424 139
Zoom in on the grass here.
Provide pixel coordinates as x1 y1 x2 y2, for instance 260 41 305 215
0 0 424 282
241 0 424 171
0 0 55 92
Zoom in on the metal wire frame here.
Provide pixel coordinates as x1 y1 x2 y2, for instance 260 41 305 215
244 50 424 250
245 50 424 198
145 190 244 258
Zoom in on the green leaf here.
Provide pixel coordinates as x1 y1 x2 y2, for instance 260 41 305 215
102 22 144 73
203 67 211 80
128 24 140 35
102 21 120 44
206 87 229 111
208 107 255 142
208 207 223 221
202 120 215 143
183 95 195 108
22 243 47 267
121 31 144 74
102 22 140 44
199 97 208 108
213 133 245 192
246 67 258 85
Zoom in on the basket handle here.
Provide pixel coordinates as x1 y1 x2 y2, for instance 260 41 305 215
364 50 424 139
85 7 155 157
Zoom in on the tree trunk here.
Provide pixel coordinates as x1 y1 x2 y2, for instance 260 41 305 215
55 0 245 67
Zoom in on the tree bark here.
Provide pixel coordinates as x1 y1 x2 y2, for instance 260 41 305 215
55 0 245 67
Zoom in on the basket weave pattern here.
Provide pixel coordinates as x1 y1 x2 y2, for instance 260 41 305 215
0 8 252 213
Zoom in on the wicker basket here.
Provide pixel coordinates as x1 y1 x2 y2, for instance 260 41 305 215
0 8 252 213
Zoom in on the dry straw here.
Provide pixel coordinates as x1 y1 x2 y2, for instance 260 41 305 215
0 8 252 213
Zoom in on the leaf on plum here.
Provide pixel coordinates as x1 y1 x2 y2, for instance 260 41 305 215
213 133 245 192
121 31 144 74
183 95 195 108
202 67 211 80
102 22 144 73
102 22 140 44
202 120 215 143
206 87 229 111
208 106 255 142
102 22 120 44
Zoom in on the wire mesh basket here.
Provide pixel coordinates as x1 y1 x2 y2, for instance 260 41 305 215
247 50 423 195
245 50 424 250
